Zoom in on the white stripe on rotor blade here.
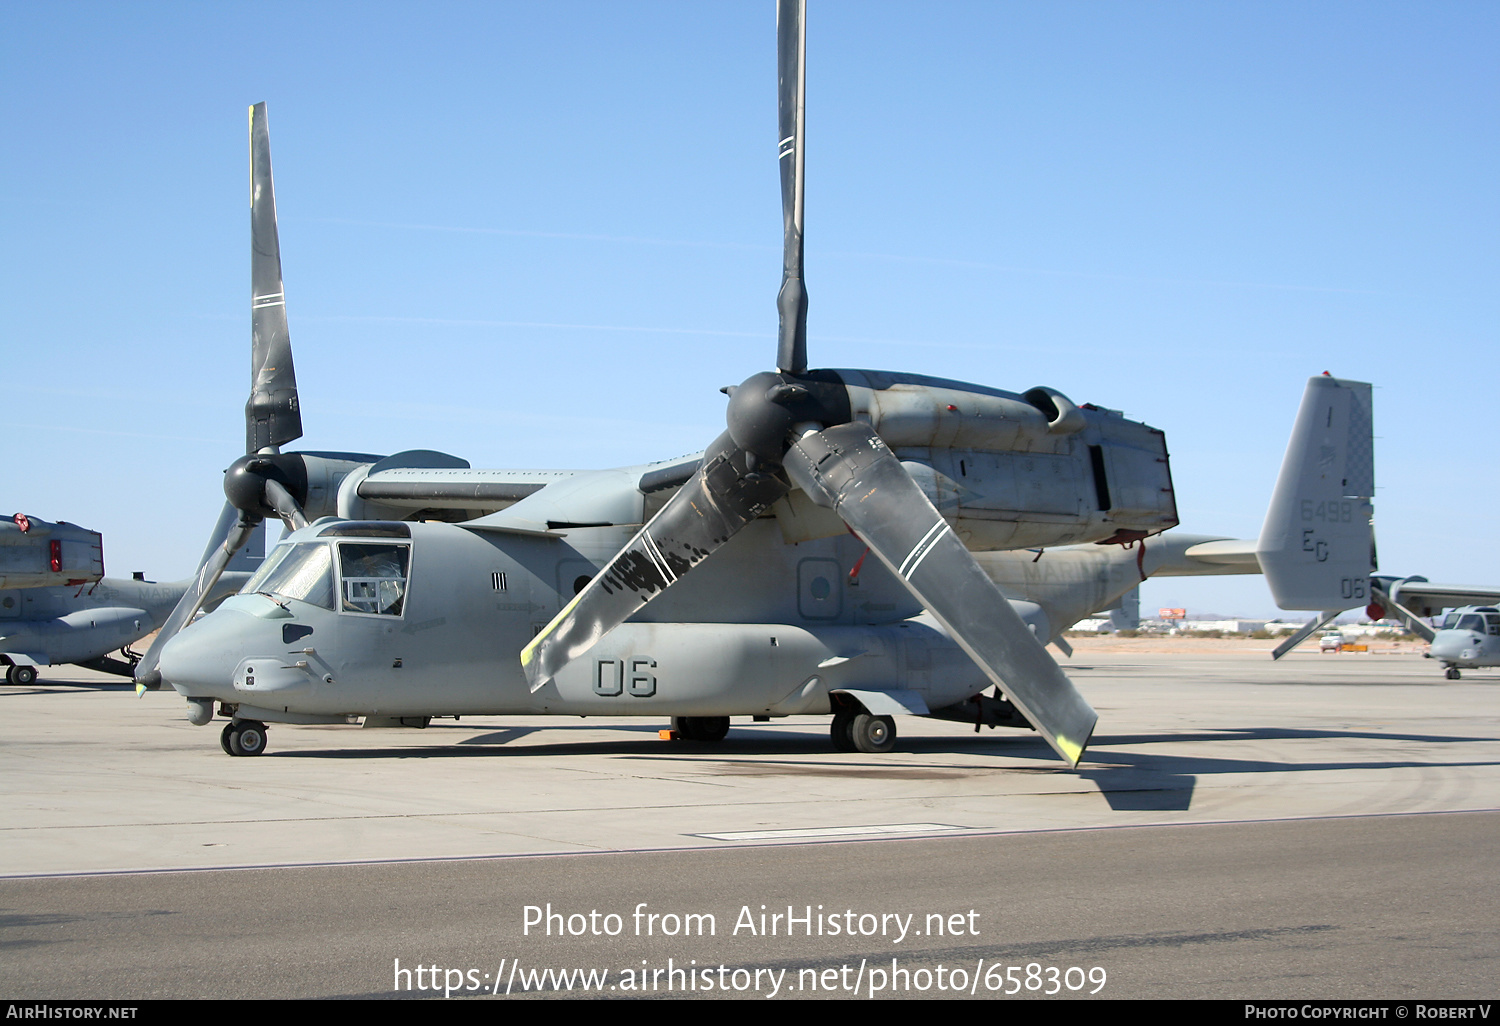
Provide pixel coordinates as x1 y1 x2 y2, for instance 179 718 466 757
639 532 678 585
899 520 950 579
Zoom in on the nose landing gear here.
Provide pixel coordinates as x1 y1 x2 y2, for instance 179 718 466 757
220 719 269 756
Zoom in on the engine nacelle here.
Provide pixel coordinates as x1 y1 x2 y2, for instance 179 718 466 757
0 515 105 588
837 371 1177 551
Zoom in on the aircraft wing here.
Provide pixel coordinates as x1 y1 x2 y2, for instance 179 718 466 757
1380 581 1500 611
1369 577 1500 641
355 468 573 515
353 455 702 523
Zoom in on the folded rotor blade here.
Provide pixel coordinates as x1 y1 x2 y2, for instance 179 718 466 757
134 504 257 691
785 422 1098 767
197 497 249 568
264 477 309 533
138 105 311 695
247 102 302 453
521 434 788 691
775 0 808 375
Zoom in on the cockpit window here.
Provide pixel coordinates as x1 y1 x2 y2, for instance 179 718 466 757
338 543 409 616
1457 614 1485 633
318 521 411 539
240 542 335 610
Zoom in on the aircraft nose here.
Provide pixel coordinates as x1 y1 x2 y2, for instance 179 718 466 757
159 608 255 695
1428 633 1465 661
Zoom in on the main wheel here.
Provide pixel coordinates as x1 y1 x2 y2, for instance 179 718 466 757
219 721 236 755
830 709 857 752
673 716 730 742
693 716 729 742
227 721 269 757
849 713 896 754
10 665 37 686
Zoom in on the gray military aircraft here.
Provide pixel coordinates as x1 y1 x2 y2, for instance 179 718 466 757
139 2 1369 764
1 511 258 684
1364 578 1500 679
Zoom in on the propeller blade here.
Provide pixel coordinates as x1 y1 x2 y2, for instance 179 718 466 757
784 422 1098 767
138 108 316 695
775 0 808 375
264 478 310 533
520 433 788 690
134 504 256 691
247 102 302 453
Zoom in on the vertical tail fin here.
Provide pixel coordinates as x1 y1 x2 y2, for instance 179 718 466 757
1255 375 1375 610
1108 586 1141 630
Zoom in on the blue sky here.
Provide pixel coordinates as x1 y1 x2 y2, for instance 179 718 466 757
4 1 1496 618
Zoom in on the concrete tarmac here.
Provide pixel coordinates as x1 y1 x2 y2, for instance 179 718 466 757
1 646 1496 998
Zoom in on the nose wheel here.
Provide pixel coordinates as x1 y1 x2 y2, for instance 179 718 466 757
220 719 269 756
1445 666 1462 680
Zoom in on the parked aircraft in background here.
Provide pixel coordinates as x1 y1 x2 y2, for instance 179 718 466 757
1367 577 1500 679
0 510 259 684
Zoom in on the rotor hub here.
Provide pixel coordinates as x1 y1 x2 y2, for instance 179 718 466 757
223 453 308 519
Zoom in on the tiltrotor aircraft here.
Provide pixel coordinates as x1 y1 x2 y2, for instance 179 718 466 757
1365 578 1500 679
140 2 1373 763
1 512 259 685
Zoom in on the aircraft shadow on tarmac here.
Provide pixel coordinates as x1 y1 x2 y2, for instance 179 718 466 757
1080 725 1498 811
265 722 1497 815
0 682 138 695
1068 664 1500 687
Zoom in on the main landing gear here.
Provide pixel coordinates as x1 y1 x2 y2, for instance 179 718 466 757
220 719 269 757
5 664 38 686
672 716 730 742
830 708 896 754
